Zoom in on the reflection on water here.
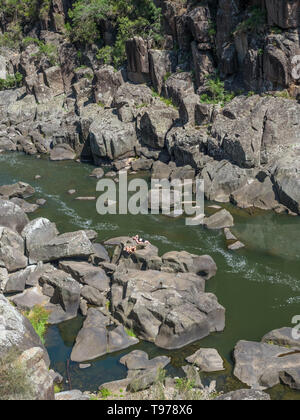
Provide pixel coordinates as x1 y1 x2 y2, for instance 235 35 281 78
1 152 300 398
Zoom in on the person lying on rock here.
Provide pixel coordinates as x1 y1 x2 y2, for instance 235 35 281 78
124 245 137 255
132 234 150 245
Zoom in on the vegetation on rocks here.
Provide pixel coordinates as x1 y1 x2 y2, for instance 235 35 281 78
24 305 49 344
0 72 23 90
68 0 162 67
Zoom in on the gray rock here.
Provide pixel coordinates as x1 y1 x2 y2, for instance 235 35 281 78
55 390 90 401
0 227 27 273
233 340 300 389
120 350 170 371
10 287 50 311
111 269 225 350
80 285 106 306
89 243 110 265
182 365 203 388
71 308 138 362
50 144 76 161
21 218 59 264
0 267 8 292
161 251 217 280
279 369 300 390
0 294 49 365
202 209 234 230
58 260 110 292
262 327 300 349
10 197 39 214
25 230 94 263
228 241 245 251
186 348 224 372
89 108 137 163
0 199 29 234
216 389 271 401
89 168 104 179
5 266 37 293
39 265 81 324
0 182 35 199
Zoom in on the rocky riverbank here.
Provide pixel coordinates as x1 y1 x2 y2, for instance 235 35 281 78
0 180 299 400
0 1 300 217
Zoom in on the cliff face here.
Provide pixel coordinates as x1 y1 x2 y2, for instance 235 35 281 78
0 1 300 215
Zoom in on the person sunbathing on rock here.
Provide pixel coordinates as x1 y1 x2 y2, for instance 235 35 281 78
132 234 150 245
124 245 136 255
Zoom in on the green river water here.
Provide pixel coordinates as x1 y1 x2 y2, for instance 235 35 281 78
1 151 300 400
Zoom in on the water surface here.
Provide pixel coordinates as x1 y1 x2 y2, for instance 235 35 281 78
1 152 300 399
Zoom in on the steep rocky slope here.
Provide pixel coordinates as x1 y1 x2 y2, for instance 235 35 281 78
0 0 299 215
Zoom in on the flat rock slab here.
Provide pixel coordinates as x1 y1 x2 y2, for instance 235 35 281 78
186 348 225 372
216 389 271 401
58 260 110 292
55 390 90 401
71 308 139 363
10 287 50 311
228 241 245 251
262 327 300 349
233 340 300 389
120 350 170 371
25 230 94 263
50 144 76 161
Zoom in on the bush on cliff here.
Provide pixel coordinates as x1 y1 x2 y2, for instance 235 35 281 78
68 0 162 67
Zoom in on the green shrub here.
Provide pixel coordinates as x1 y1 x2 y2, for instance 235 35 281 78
24 305 49 344
125 328 137 338
200 76 235 107
0 72 23 91
22 38 59 66
234 7 266 34
68 0 162 68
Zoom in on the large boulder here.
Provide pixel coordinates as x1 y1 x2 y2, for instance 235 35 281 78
186 348 224 372
0 182 35 199
233 340 300 389
111 269 225 350
71 308 138 362
202 209 234 230
94 65 124 107
138 102 178 150
0 199 29 234
148 49 177 94
21 218 59 264
161 251 217 280
23 230 94 263
58 260 110 292
0 294 49 365
271 151 300 214
89 109 138 163
39 265 81 324
202 160 249 203
209 96 300 168
0 227 27 273
120 350 170 372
